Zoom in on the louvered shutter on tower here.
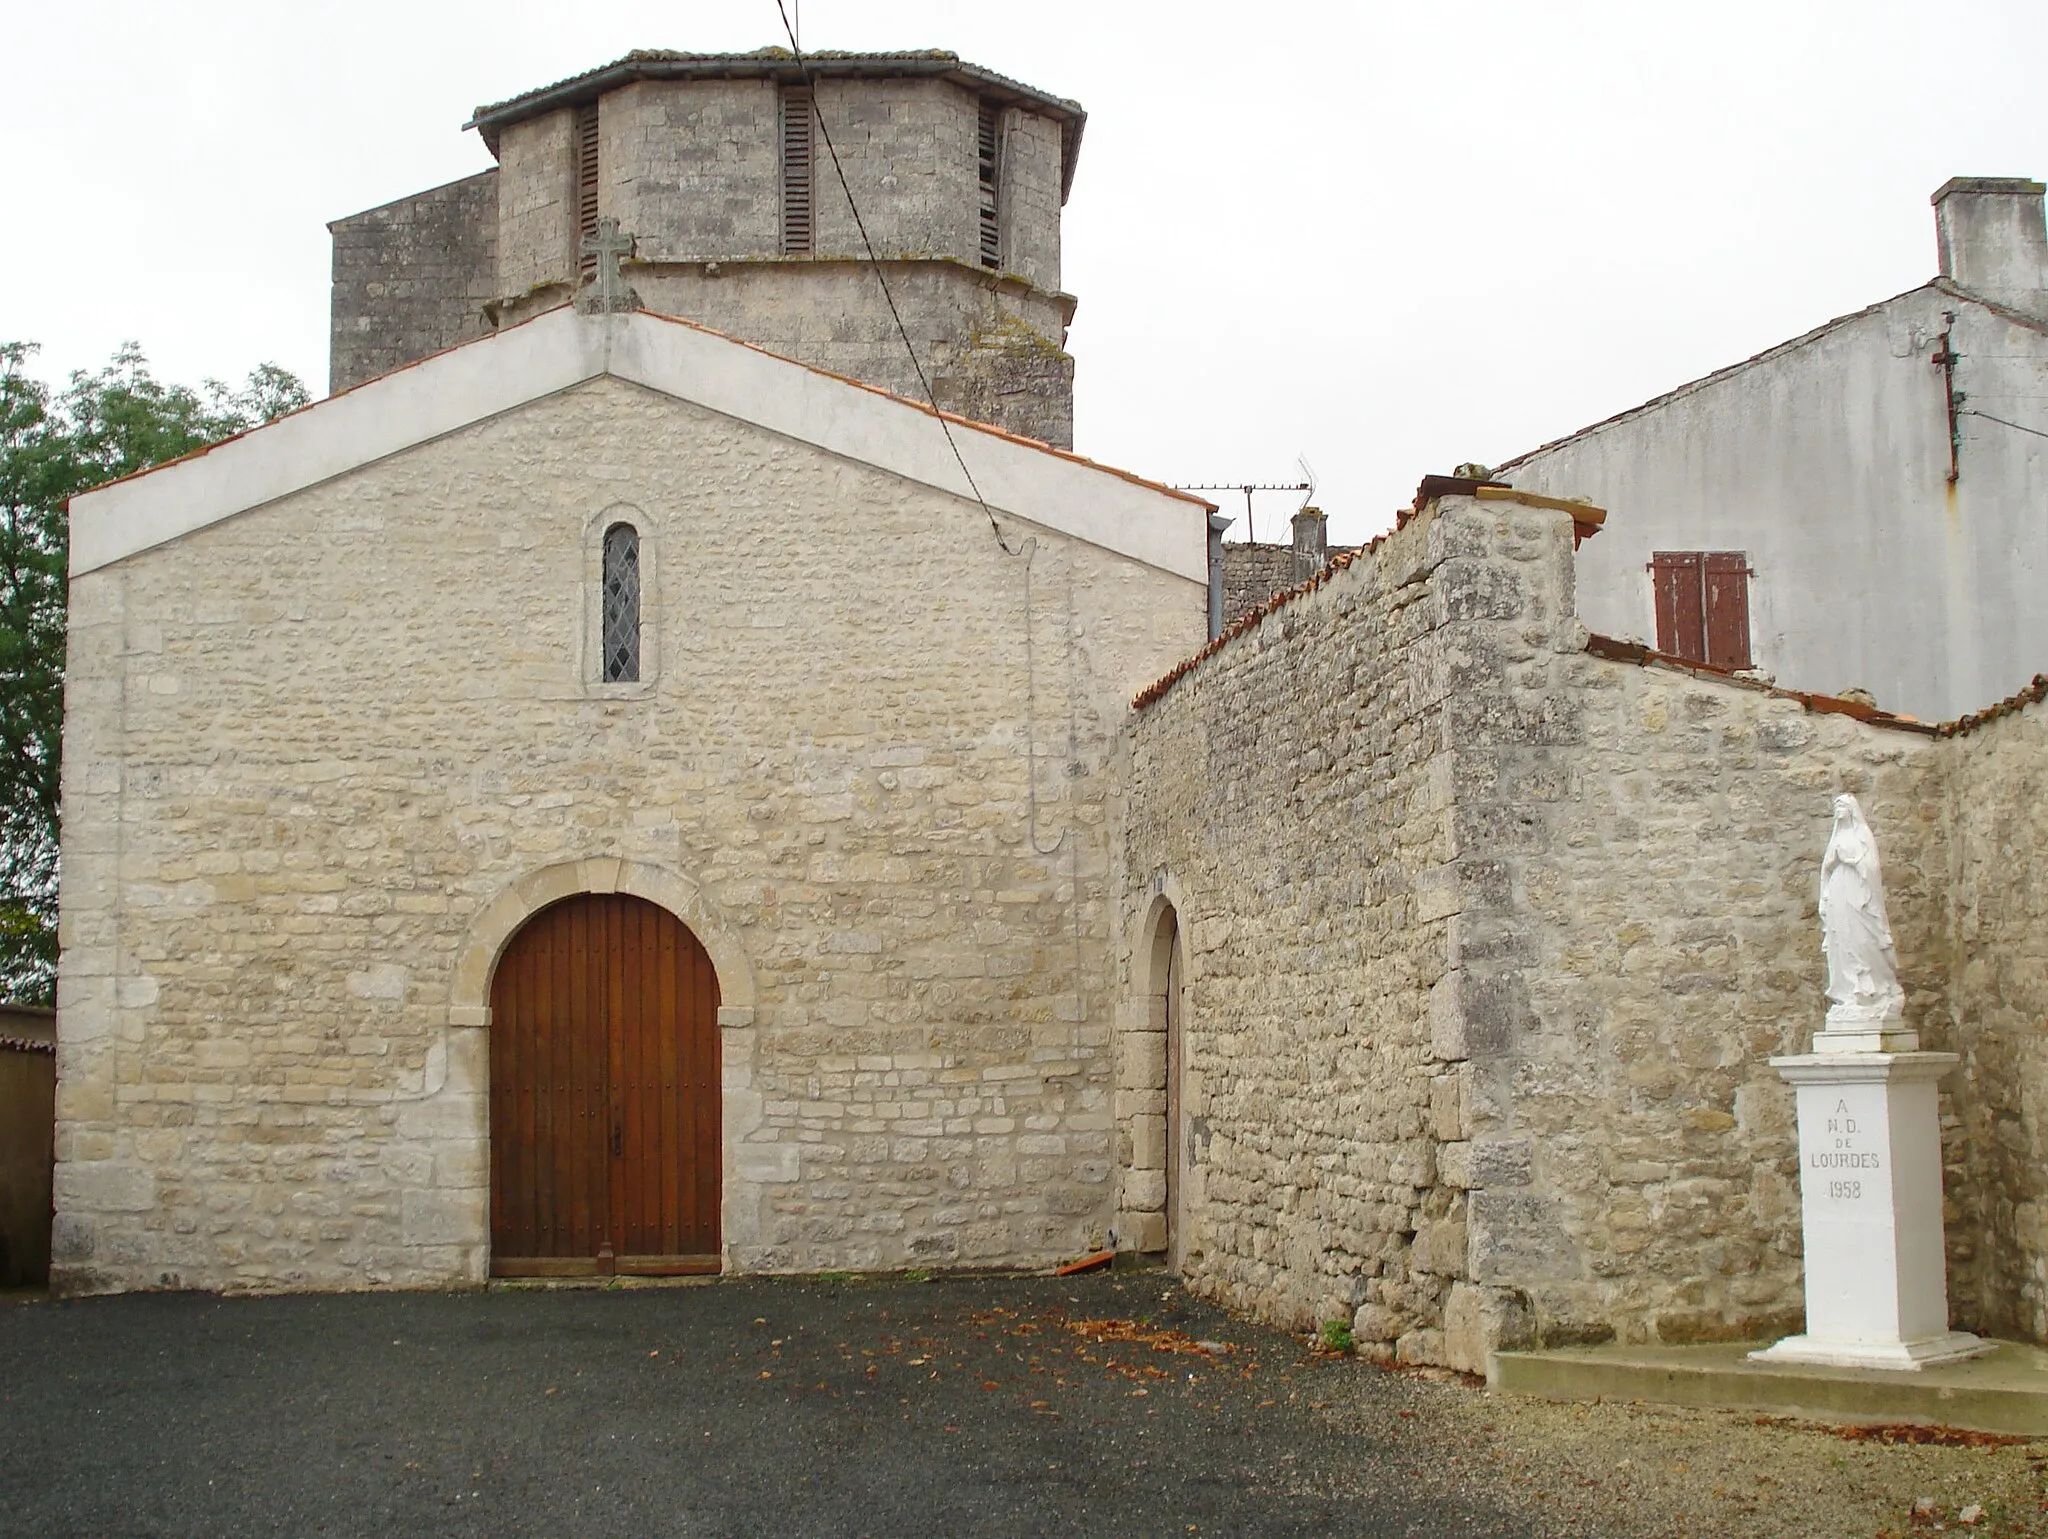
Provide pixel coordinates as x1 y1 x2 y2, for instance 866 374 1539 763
782 88 814 254
575 103 601 282
977 102 1001 268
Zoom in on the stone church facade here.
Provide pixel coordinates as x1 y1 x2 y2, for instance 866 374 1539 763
54 306 1206 1292
50 50 2048 1377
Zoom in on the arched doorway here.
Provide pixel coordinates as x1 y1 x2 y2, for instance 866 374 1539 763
1161 910 1187 1271
488 893 721 1276
1130 896 1190 1270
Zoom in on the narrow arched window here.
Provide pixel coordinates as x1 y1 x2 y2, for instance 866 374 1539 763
601 522 641 682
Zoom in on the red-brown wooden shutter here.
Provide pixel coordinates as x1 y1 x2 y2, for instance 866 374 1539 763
574 103 601 282
1702 552 1753 670
1650 551 1706 662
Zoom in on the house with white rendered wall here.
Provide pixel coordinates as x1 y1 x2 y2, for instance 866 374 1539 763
1499 178 2048 723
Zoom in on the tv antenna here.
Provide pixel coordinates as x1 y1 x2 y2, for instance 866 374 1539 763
1170 481 1312 543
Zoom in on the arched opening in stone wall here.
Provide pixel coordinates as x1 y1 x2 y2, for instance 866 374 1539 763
487 892 722 1277
1125 896 1190 1269
1161 911 1187 1271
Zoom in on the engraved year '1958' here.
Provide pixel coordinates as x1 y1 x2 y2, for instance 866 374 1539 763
1808 1099 1879 1200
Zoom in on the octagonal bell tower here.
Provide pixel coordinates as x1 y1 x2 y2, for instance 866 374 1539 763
330 48 1084 448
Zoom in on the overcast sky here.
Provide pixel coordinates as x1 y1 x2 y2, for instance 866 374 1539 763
5 0 2046 543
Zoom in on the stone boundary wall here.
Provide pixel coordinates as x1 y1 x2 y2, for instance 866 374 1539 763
1118 494 1580 1359
1942 694 2048 1341
1509 664 2048 1353
1495 647 1951 1355
1120 492 2048 1369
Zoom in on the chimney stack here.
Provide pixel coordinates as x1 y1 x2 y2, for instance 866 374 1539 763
1290 507 1329 584
1933 178 2048 318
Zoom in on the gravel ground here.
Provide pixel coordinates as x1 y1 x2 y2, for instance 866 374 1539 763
1325 1363 2048 1538
2 1273 2043 1537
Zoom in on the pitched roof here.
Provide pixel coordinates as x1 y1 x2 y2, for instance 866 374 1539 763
67 306 1211 583
1494 278 2048 475
466 48 1088 201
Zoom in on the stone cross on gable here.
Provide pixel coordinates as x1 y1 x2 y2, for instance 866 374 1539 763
577 217 640 314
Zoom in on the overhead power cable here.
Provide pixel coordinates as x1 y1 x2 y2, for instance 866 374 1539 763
1960 408 2048 443
771 0 1017 555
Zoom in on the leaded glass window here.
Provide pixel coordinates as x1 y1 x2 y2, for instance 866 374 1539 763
601 522 641 683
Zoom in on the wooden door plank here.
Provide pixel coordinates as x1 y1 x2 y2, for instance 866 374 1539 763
493 1256 605 1279
531 902 553 1259
538 904 563 1257
515 915 540 1260
573 896 601 1260
627 895 650 1255
657 905 683 1256
646 907 671 1254
646 899 670 1254
612 894 638 1256
557 897 581 1254
616 1255 721 1277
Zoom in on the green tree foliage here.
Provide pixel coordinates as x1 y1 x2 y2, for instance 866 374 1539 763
0 342 308 1004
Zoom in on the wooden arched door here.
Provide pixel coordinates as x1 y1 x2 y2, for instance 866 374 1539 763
488 893 721 1276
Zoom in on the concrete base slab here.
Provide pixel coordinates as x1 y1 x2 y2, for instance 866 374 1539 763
1751 1329 1991 1371
1490 1339 2048 1437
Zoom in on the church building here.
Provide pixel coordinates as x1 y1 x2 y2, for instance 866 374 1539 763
53 49 1211 1291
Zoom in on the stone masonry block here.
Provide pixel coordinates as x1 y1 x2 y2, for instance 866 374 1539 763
1436 1139 1532 1190
54 1162 156 1213
1120 1211 1166 1253
1130 1113 1166 1171
1467 1193 1578 1285
1119 1031 1166 1092
1429 971 1468 1061
1415 866 1461 924
1411 1217 1468 1278
1443 1282 1535 1375
402 1188 486 1247
1123 1168 1166 1211
1429 1073 1466 1141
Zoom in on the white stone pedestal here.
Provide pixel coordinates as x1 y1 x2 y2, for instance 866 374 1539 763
1752 1051 1989 1370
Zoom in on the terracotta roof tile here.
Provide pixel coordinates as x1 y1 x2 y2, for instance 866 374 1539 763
1937 671 2048 738
1581 634 1943 735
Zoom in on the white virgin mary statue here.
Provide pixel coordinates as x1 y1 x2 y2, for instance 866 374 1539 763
1819 793 1905 1023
